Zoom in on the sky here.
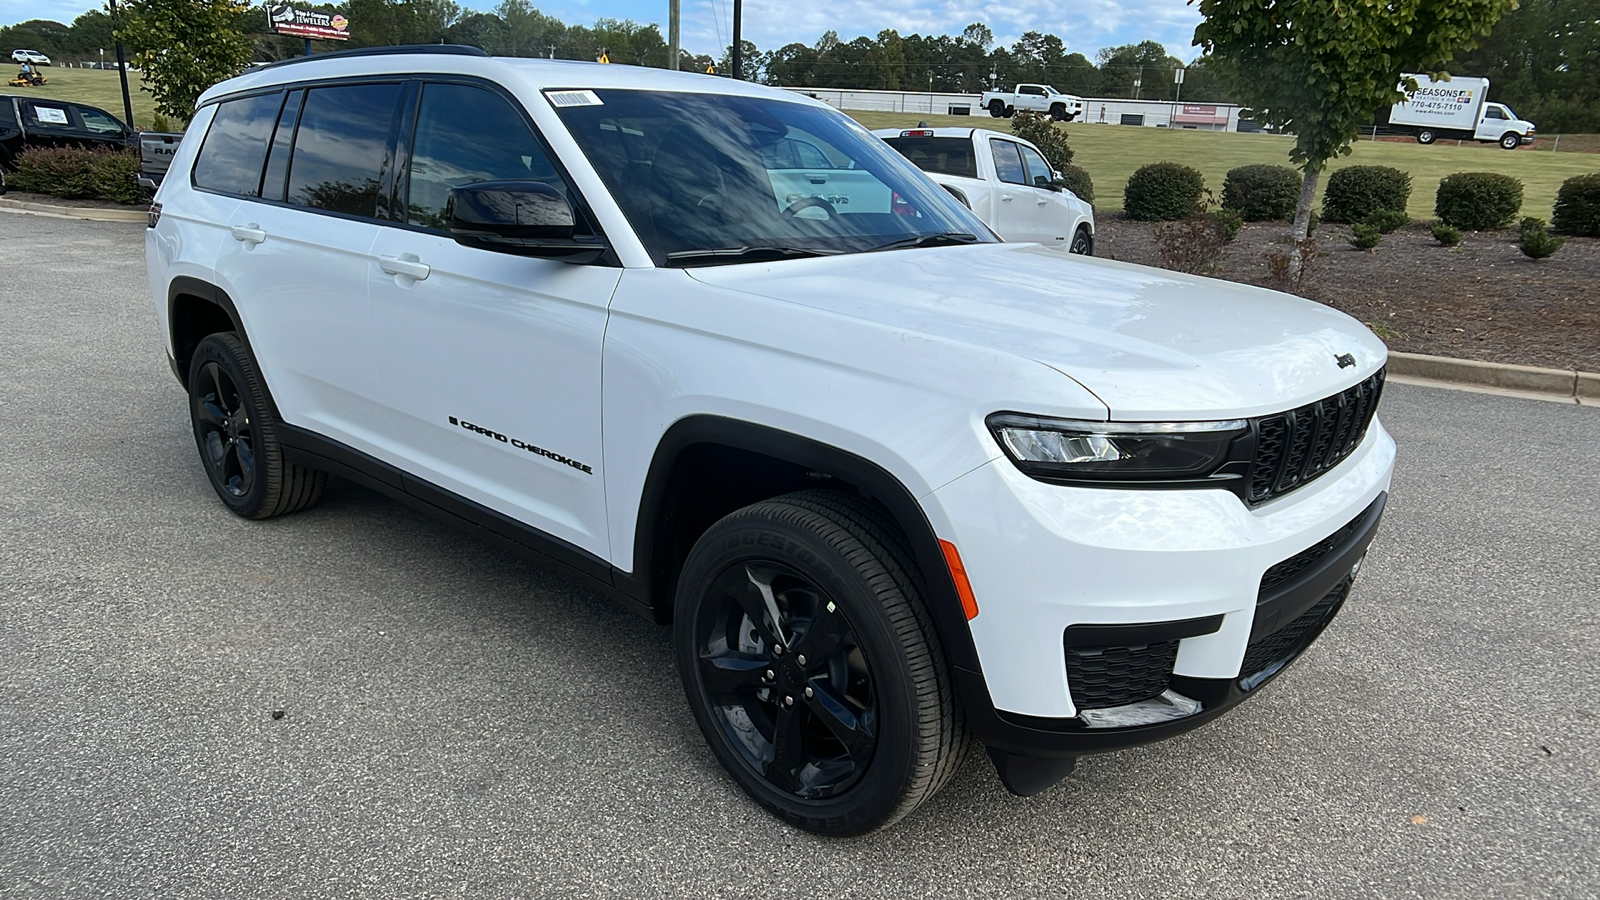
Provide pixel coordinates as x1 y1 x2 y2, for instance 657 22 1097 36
13 0 1207 63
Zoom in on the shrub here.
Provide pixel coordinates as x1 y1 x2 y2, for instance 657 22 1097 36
1364 208 1410 234
1213 207 1243 242
1552 173 1600 236
1222 164 1301 221
10 147 144 205
1321 166 1410 223
1010 110 1074 170
1434 172 1523 230
1124 162 1206 221
1057 164 1094 204
1349 223 1383 250
1519 217 1565 260
1431 222 1463 246
1155 213 1229 274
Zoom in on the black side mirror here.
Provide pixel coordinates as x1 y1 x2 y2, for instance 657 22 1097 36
448 180 607 263
1036 175 1061 191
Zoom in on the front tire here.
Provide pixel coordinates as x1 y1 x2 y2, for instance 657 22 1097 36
674 491 965 835
188 332 325 519
1069 225 1093 255
1049 103 1066 122
1499 132 1521 150
1416 129 1436 145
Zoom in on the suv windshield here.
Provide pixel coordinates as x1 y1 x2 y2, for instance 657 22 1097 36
552 90 994 266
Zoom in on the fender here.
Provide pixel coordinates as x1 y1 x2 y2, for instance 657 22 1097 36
165 277 276 411
629 415 987 681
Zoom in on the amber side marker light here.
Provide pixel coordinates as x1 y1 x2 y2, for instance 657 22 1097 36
939 540 980 620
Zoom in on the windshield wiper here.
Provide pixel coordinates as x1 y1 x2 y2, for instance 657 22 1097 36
665 245 833 267
864 232 981 254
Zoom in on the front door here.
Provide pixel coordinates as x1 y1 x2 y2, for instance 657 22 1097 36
366 80 619 559
987 138 1054 245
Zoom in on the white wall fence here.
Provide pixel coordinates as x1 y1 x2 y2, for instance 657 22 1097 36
785 86 1248 132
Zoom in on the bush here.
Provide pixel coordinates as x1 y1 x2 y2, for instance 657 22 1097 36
10 147 144 205
1263 237 1323 293
1155 213 1229 274
1212 207 1243 242
1349 223 1383 250
1124 162 1206 221
1057 164 1094 204
1431 222 1463 246
1434 172 1523 230
1552 173 1600 236
1364 208 1410 234
1222 164 1301 221
1519 217 1565 260
1321 166 1411 223
1010 110 1074 170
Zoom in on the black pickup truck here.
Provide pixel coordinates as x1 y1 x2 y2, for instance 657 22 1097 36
0 93 137 192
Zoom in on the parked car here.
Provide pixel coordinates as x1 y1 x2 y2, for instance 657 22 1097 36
138 129 184 191
875 126 1094 254
0 93 135 171
11 49 52 66
146 47 1393 836
980 83 1083 120
1389 73 1535 149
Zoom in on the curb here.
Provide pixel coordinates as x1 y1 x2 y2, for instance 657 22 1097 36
0 196 147 222
1388 351 1594 404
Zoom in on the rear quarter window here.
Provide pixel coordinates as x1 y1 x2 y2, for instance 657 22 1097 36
192 92 284 196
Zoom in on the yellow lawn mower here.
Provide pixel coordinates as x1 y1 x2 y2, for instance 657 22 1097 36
9 70 47 87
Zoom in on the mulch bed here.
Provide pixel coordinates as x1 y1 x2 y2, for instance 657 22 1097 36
1094 212 1600 373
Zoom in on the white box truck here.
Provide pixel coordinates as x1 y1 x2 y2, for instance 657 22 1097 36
1389 74 1535 149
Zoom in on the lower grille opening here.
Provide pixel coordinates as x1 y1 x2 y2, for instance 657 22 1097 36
1240 578 1350 687
1066 640 1180 711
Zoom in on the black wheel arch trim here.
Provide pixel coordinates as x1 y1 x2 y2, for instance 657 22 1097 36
165 277 277 411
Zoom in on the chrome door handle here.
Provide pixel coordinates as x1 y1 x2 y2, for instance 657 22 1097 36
379 254 431 280
230 224 266 244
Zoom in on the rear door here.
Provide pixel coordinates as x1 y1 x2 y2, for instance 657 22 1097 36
364 79 619 558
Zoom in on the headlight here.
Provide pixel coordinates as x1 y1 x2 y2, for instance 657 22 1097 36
986 413 1251 485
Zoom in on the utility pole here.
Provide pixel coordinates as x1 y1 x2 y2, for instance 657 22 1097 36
668 0 679 71
731 0 742 80
107 0 136 129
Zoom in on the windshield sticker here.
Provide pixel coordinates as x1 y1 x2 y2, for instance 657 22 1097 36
36 106 69 125
547 89 603 108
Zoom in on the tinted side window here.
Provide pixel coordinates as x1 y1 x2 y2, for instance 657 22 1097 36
405 83 561 231
193 92 283 196
990 139 1026 185
287 83 402 217
77 106 125 134
20 100 75 130
1018 145 1054 188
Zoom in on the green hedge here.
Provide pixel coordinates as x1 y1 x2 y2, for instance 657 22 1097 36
1058 164 1094 204
1552 173 1600 236
1222 164 1300 221
1321 166 1410 224
1124 162 1205 221
1434 172 1524 230
10 147 144 206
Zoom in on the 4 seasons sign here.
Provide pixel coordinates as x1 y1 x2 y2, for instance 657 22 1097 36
267 4 350 41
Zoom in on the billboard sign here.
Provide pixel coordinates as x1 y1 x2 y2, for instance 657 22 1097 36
267 4 350 41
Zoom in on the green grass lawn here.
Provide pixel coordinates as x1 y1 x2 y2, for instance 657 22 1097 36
851 111 1600 222
10 67 161 130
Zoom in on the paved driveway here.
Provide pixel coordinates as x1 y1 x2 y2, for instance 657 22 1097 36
2 213 1597 899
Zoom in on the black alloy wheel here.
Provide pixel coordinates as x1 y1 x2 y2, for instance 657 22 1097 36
187 332 324 519
1070 225 1093 255
988 99 1006 118
674 491 965 835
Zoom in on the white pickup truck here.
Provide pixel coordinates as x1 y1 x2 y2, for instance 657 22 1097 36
1389 74 1535 149
876 127 1095 254
980 84 1083 121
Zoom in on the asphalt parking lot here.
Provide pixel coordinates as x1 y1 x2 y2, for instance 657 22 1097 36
2 211 1597 899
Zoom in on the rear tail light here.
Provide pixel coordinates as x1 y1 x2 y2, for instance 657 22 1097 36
147 202 162 229
900 129 934 137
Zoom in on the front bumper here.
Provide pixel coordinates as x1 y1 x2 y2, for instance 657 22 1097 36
929 418 1395 759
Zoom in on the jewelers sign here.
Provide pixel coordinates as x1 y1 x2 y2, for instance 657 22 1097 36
267 4 350 41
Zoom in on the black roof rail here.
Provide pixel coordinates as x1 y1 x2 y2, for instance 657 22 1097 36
253 44 489 72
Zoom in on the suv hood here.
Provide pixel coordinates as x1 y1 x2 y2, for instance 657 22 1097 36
686 243 1387 420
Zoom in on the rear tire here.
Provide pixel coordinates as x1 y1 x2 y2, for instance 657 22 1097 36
1416 129 1436 145
188 332 325 519
987 99 1005 118
674 490 966 835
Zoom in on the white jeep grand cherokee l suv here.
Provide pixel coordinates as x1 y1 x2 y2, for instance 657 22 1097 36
146 46 1394 836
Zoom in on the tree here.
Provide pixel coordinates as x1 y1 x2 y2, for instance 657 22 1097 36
115 0 255 122
1194 0 1516 238
1097 41 1180 99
